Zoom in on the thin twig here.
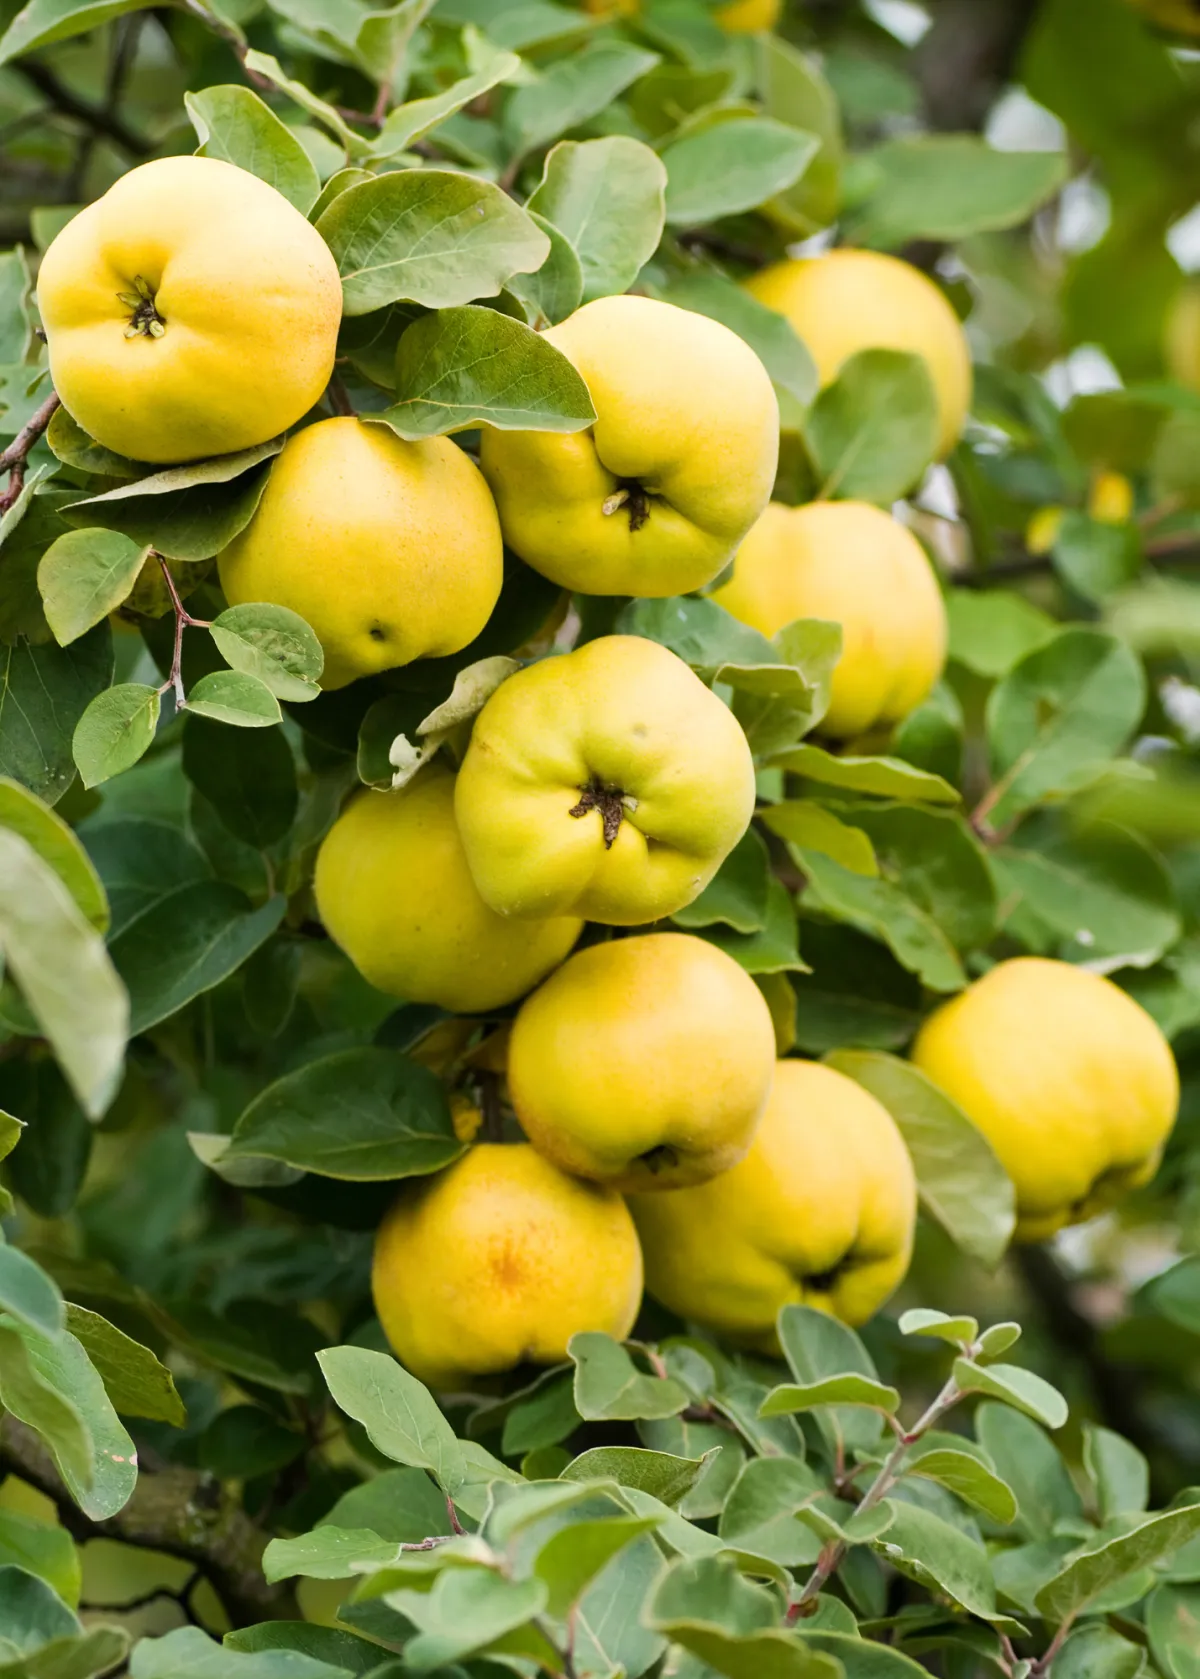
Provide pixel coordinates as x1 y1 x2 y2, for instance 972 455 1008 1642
326 372 357 417
155 554 209 710
0 391 61 515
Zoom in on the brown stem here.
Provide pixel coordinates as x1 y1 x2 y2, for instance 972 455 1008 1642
326 373 357 418
155 554 208 710
0 392 61 515
792 1373 962 1614
0 1414 297 1627
371 79 392 128
445 1495 465 1536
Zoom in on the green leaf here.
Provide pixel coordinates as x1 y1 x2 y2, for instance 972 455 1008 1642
0 1563 80 1648
0 778 107 931
563 1446 712 1507
776 1305 884 1457
108 881 285 1034
659 272 818 409
66 456 275 563
800 1632 933 1676
824 1050 1016 1267
698 873 807 976
946 589 1057 679
898 1309 979 1344
83 818 211 938
506 210 584 327
374 47 521 157
994 819 1179 970
533 1514 662 1618
71 684 160 790
369 304 596 439
185 85 320 213
264 1527 401 1584
761 801 878 878
63 1304 185 1426
527 135 666 304
8 1318 138 1520
504 39 660 160
0 1249 63 1339
619 593 776 674
129 1626 352 1679
0 0 145 66
984 628 1146 830
569 1332 690 1421
242 49 367 154
222 1047 463 1181
976 1403 1083 1544
1148 1583 1200 1679
317 171 550 316
0 1510 80 1610
317 1345 466 1494
0 248 32 362
37 530 148 648
0 1326 92 1512
44 407 139 479
673 828 771 934
1053 1622 1149 1679
805 349 940 503
844 136 1067 249
662 114 818 227
1085 1425 1149 1523
209 602 324 702
904 1449 1019 1525
650 1556 838 1679
838 804 996 955
759 1375 901 1416
770 744 959 805
1052 510 1141 603
791 923 922 1056
797 849 966 993
757 34 843 237
716 1457 824 1569
0 1060 90 1219
953 1359 1068 1430
387 1568 551 1672
182 715 297 848
0 626 113 805
1037 1504 1200 1623
185 670 282 728
0 828 126 1119
871 1500 1003 1623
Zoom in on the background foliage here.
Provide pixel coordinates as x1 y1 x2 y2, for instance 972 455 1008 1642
2 0 1200 1673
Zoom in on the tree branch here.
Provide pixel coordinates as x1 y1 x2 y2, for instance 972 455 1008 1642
914 0 1042 134
0 391 61 515
12 60 152 158
0 1415 298 1628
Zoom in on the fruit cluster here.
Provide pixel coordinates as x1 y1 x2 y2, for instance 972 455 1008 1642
37 154 1181 1394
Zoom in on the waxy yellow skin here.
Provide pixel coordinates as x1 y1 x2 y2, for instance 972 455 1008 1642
313 766 582 1016
219 417 503 690
508 933 777 1193
631 1060 917 1344
38 156 341 464
913 958 1179 1242
746 249 972 460
479 296 778 597
715 500 947 738
454 636 756 925
371 1144 643 1390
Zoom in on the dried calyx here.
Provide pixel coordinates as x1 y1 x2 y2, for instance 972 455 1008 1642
119 274 166 340
569 780 629 849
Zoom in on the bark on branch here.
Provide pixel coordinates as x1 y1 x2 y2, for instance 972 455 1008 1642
0 1414 298 1628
